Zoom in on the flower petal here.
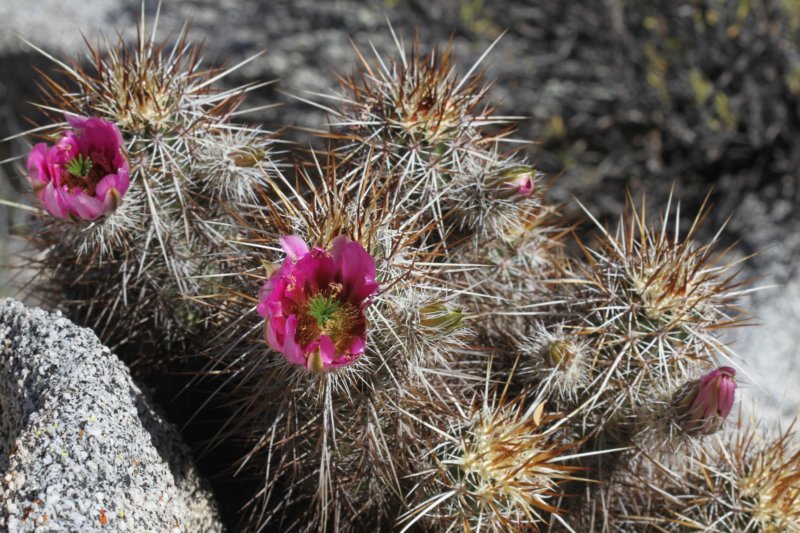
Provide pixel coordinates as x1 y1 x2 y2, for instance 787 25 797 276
66 191 106 221
281 315 305 366
280 235 310 261
317 335 336 368
331 235 378 303
38 183 69 220
26 144 51 185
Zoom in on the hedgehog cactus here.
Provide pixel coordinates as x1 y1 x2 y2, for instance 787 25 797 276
19 11 278 363
564 196 747 432
321 35 537 241
400 390 587 532
598 418 800 532
4 7 796 533
197 156 486 530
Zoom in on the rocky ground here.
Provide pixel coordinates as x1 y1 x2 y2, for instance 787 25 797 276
1 0 799 527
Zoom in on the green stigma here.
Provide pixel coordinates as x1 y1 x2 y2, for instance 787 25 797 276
307 294 342 327
65 154 93 178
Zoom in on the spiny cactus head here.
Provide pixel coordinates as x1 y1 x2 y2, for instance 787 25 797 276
335 37 495 147
28 7 260 223
730 421 800 530
521 323 592 403
401 389 588 532
444 147 546 240
35 19 243 138
318 33 520 228
610 419 800 531
586 194 745 336
15 5 280 365
572 193 749 425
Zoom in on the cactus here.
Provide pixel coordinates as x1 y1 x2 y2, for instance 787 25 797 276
14 7 279 368
596 417 800 532
4 6 795 533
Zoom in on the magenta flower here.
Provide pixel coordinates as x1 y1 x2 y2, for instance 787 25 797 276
257 235 379 371
27 114 130 221
675 366 737 435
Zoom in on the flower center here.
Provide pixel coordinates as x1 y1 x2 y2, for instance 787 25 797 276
66 154 93 178
297 291 361 353
61 150 114 196
307 294 342 327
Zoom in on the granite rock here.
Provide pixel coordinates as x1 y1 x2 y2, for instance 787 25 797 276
0 298 222 532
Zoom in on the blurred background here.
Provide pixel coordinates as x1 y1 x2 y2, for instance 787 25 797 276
1 0 798 428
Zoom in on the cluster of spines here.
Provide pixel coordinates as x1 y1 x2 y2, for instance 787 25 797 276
318 33 545 247
197 154 487 530
593 418 800 532
397 375 592 532
570 194 747 436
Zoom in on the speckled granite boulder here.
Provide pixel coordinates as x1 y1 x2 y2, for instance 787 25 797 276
0 299 222 532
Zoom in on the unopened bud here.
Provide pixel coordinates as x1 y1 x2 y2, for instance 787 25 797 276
226 147 266 167
420 303 463 333
673 366 736 436
544 340 575 368
493 166 537 199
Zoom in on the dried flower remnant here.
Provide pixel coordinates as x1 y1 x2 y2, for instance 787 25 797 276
257 235 379 371
27 114 129 221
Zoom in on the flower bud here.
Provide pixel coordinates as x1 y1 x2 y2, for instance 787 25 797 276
493 166 537 199
673 366 736 435
544 340 575 368
226 147 266 167
419 303 463 334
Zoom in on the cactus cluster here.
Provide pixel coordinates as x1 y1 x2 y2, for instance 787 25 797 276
4 5 796 532
19 13 279 365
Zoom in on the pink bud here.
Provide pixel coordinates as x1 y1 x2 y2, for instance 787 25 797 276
494 167 537 199
674 366 737 435
512 173 535 197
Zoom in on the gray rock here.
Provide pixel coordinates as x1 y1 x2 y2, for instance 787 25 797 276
0 298 222 532
0 0 133 55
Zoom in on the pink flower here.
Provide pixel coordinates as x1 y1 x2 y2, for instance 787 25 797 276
27 114 130 221
674 366 737 435
257 235 379 371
